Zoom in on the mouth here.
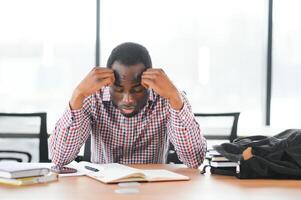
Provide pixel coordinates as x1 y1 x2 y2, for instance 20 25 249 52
119 106 136 114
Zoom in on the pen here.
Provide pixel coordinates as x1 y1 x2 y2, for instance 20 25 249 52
84 165 99 172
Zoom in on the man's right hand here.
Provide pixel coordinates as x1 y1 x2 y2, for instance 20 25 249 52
70 67 115 110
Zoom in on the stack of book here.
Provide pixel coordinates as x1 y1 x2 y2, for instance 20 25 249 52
206 150 239 176
0 162 58 186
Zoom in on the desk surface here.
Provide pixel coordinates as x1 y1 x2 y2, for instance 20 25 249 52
1 164 301 200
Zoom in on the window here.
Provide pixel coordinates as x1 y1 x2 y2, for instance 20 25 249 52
0 0 96 131
271 0 301 128
1 0 298 136
100 0 268 133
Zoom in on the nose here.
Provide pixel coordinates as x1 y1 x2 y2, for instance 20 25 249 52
122 92 134 104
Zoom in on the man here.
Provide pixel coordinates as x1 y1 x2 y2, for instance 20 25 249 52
49 42 206 168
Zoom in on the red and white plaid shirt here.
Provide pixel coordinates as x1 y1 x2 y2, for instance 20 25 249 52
49 87 206 168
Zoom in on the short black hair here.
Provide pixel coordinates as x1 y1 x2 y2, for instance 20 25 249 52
106 42 152 69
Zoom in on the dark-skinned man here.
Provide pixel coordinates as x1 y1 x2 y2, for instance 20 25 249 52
49 42 206 168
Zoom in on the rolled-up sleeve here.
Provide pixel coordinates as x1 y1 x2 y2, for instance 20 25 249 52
48 96 93 167
167 93 207 168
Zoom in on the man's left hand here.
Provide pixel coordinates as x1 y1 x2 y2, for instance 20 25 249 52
142 68 184 110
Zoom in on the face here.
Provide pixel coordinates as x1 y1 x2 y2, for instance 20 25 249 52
109 61 149 117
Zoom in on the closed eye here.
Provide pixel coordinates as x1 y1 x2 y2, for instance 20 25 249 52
113 85 123 92
131 86 144 93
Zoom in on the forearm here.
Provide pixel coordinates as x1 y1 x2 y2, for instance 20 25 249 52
168 87 184 110
168 95 207 168
49 107 91 167
70 90 86 110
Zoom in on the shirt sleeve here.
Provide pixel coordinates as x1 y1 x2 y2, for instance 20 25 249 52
48 95 94 167
167 93 207 168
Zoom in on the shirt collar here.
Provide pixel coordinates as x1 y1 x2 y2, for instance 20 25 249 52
101 86 155 102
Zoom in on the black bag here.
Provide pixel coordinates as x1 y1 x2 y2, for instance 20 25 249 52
211 129 301 179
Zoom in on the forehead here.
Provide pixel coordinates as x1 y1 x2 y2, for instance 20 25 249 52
112 61 146 85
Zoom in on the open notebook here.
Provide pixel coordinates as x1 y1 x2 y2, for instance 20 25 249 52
74 162 189 184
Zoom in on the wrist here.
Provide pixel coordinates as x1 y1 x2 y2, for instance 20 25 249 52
168 89 184 111
70 89 86 110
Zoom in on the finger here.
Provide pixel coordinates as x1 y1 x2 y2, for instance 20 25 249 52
143 68 163 74
142 71 161 76
141 77 155 89
141 81 149 89
95 76 114 87
103 77 115 86
145 68 160 71
94 72 115 81
92 67 114 73
94 71 114 77
93 71 115 78
92 72 115 80
143 69 157 74
142 74 157 80
105 73 115 85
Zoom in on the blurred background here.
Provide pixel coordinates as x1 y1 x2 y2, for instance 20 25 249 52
0 1 301 161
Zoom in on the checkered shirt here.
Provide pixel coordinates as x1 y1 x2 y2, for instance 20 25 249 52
49 87 206 168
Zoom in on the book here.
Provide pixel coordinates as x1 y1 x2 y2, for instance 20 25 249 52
210 167 237 176
210 161 238 168
76 162 189 184
206 150 223 157
206 150 225 160
0 162 50 179
211 156 230 162
0 172 58 186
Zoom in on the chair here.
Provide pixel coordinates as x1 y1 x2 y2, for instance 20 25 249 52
0 150 32 162
0 112 49 162
194 112 240 142
167 112 240 164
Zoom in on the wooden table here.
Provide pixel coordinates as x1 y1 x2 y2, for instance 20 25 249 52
1 164 301 200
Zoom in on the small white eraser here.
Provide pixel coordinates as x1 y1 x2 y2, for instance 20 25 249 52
114 188 140 194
